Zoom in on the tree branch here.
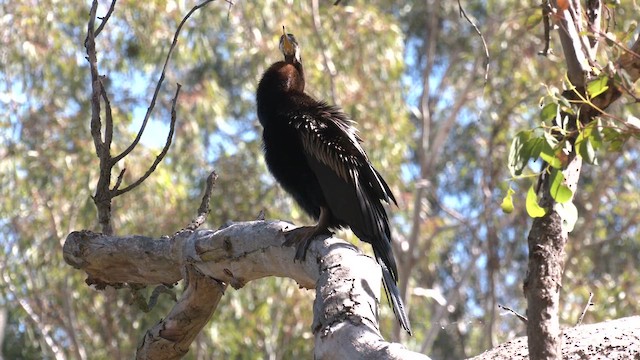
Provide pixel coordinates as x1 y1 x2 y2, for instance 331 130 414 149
112 85 181 196
94 0 117 38
63 221 430 359
178 170 218 234
467 316 640 360
136 263 226 360
111 0 214 164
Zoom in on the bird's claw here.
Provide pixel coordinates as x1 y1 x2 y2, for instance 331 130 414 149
283 226 332 261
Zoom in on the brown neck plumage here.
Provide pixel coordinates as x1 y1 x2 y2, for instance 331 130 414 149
270 61 305 93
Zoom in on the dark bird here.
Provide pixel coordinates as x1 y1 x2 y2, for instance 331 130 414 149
256 27 411 334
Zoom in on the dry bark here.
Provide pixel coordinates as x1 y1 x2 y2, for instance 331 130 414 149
63 221 430 359
469 316 640 360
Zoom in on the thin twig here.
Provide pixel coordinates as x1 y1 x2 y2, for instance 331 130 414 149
177 170 219 235
86 0 114 234
576 292 594 326
113 168 126 192
498 303 528 324
86 1 103 157
94 0 117 38
112 0 215 164
113 85 181 196
99 77 114 151
457 0 490 86
539 1 552 56
225 0 234 21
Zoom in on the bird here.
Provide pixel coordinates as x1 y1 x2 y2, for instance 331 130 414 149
256 27 411 335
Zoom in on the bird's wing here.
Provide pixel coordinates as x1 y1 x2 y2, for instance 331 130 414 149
291 103 412 333
292 102 396 206
291 102 397 274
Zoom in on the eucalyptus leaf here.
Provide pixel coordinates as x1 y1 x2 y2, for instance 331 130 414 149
526 185 546 218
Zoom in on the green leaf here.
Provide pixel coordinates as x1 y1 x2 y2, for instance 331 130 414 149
601 127 629 151
526 185 546 218
527 137 545 159
540 103 558 123
508 130 532 177
549 169 573 203
589 120 603 150
539 142 562 169
555 201 578 233
501 187 515 214
577 135 598 165
587 76 609 99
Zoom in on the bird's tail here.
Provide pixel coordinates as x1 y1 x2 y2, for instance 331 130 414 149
376 254 412 335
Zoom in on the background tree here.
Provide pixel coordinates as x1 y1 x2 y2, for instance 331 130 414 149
1 0 639 359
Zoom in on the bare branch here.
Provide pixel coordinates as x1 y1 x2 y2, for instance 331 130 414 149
99 77 114 151
85 0 103 157
552 0 592 86
112 168 126 192
112 0 215 164
576 292 594 326
497 304 528 324
113 85 181 196
63 222 430 359
457 0 490 85
178 171 218 234
539 2 552 56
136 265 225 360
85 0 114 234
94 0 117 38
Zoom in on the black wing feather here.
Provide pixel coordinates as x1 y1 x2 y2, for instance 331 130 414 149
290 101 411 333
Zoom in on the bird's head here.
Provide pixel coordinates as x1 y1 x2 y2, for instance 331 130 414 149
279 26 301 64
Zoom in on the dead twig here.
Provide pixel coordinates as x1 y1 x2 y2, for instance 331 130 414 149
457 0 490 86
94 0 117 37
576 292 594 326
112 0 215 164
177 170 219 235
498 303 528 324
112 85 181 196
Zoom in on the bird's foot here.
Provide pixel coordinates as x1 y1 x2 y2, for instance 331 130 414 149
283 226 333 261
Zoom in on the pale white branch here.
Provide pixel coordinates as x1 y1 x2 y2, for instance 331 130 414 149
63 221 429 359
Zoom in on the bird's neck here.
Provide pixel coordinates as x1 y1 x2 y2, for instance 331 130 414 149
257 61 307 124
267 61 305 93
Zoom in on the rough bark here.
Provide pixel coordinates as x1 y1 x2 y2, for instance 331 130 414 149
523 212 567 359
468 316 640 360
63 221 430 359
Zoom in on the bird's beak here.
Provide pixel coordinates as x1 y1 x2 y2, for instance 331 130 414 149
281 26 295 56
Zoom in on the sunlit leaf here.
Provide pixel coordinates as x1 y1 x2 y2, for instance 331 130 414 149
540 103 558 123
555 201 578 233
508 130 532 177
539 143 562 169
549 168 573 203
587 76 609 99
526 185 546 218
501 186 515 213
577 134 598 165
